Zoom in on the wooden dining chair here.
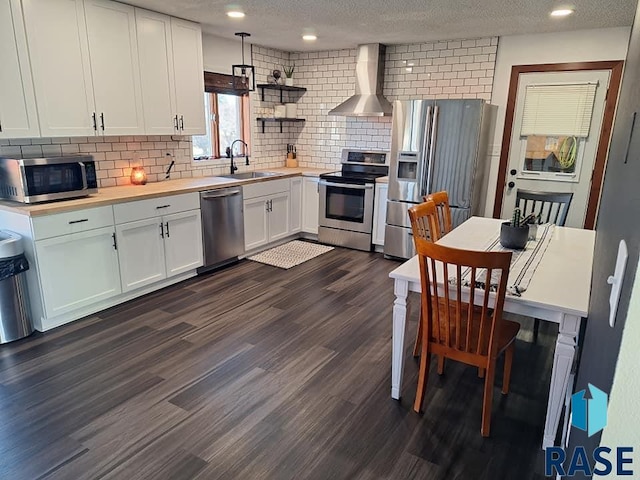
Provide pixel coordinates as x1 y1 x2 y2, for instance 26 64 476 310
516 189 573 341
423 191 452 239
408 201 442 359
410 233 520 437
515 189 573 226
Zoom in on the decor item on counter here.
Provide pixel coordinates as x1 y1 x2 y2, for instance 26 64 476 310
283 64 295 86
499 207 529 249
130 166 147 185
272 69 282 85
232 32 255 91
274 104 287 118
285 103 297 118
248 240 333 269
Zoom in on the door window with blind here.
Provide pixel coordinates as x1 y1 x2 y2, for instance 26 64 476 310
517 82 598 182
193 72 250 160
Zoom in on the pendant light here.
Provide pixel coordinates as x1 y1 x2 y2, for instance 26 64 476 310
232 32 255 92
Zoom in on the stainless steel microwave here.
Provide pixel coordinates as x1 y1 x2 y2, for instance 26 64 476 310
0 156 98 203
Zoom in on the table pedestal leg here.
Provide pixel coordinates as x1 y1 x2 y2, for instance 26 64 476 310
543 314 581 449
391 279 409 400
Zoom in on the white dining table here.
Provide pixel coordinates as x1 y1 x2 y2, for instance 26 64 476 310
388 216 595 449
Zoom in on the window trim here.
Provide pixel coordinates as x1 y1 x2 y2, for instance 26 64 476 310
193 91 251 162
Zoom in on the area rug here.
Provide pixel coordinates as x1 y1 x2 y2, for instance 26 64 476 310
248 240 334 269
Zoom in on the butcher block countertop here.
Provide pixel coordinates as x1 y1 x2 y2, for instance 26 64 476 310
0 167 332 217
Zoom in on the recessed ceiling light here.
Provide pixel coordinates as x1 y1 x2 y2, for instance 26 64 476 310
227 10 245 18
550 8 574 17
302 34 317 41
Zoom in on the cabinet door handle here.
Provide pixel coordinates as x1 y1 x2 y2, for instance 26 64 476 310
265 200 269 212
100 112 105 131
174 115 179 131
179 115 184 131
160 223 164 238
165 221 170 238
112 232 117 250
270 199 273 212
92 112 97 131
68 218 89 224
155 204 171 209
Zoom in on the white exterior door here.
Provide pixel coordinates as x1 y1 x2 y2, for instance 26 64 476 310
244 196 269 250
289 177 302 233
302 177 319 234
0 0 40 139
116 218 166 292
135 8 177 135
163 210 203 277
84 0 145 136
22 0 96 137
501 70 611 228
171 17 205 135
35 227 121 318
268 192 290 242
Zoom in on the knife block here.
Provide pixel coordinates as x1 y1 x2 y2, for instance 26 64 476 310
286 153 298 168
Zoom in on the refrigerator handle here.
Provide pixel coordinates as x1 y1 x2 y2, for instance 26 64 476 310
425 105 439 196
419 105 433 197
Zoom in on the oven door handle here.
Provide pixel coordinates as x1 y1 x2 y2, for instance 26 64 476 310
318 180 373 190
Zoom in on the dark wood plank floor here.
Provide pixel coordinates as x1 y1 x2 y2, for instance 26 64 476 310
0 247 555 479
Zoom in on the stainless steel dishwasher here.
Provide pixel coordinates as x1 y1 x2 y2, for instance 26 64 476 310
199 186 245 272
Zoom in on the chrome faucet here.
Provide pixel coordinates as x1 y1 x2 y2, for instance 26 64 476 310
229 139 250 174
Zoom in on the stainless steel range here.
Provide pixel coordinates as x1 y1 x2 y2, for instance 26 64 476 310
318 149 388 251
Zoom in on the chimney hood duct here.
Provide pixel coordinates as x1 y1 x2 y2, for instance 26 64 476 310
328 44 393 117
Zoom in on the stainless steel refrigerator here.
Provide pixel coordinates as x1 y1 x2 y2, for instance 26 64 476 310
384 99 496 259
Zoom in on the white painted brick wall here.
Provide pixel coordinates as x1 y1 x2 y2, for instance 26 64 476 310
0 36 498 184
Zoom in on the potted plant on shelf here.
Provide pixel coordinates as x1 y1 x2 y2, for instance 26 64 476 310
283 64 295 86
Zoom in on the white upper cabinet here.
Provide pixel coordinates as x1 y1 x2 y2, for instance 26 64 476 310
0 0 40 138
171 18 206 135
84 0 145 135
22 0 96 137
135 8 177 135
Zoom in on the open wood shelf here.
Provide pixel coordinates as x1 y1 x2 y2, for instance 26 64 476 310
256 117 305 133
256 84 307 102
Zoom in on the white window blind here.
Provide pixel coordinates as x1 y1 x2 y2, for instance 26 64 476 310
520 82 598 137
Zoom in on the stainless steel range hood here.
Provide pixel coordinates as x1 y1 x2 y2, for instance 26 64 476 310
328 44 393 117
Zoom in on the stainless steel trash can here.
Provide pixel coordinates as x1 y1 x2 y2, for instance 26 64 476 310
0 231 33 343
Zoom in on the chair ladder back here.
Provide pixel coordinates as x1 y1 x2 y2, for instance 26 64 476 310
465 266 476 353
476 268 493 356
424 191 452 238
515 189 574 226
455 264 463 350
429 257 441 345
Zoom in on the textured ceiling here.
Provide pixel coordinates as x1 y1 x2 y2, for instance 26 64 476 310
123 0 637 51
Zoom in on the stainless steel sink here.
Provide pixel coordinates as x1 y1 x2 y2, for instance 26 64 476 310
218 171 281 180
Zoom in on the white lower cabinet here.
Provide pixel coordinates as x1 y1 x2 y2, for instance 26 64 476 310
373 183 388 246
164 210 203 276
243 192 290 251
35 226 121 318
116 217 166 292
269 192 290 242
302 177 320 234
116 208 203 293
244 196 269 251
